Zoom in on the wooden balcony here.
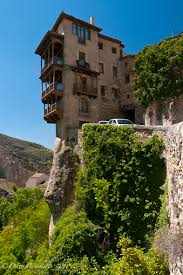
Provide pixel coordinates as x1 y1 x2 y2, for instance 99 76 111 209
44 103 62 123
35 31 64 56
73 83 98 97
41 57 64 77
42 82 63 103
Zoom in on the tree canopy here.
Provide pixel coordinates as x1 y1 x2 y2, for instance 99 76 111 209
135 35 183 108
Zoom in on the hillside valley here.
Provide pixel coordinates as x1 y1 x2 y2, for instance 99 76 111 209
0 133 52 187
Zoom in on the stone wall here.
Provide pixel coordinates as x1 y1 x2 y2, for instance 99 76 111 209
145 95 183 126
166 122 183 275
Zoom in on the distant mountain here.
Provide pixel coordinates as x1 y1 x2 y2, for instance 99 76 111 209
0 133 52 187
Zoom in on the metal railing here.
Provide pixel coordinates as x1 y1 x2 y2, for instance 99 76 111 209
76 60 90 70
73 83 97 96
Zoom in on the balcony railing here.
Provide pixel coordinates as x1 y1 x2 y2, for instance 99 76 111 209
44 103 62 123
44 102 61 117
42 82 63 100
41 57 64 74
76 60 90 71
44 103 56 116
73 83 97 97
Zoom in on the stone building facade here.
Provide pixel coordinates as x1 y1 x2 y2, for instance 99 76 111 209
35 12 143 143
120 55 144 124
26 172 48 188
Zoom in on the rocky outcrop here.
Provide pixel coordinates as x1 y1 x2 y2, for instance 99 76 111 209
45 138 79 236
0 153 34 187
166 122 183 275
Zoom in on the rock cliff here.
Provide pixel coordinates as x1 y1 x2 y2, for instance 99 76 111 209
45 138 79 236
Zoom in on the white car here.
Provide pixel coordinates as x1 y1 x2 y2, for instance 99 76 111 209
97 121 109 124
108 118 134 126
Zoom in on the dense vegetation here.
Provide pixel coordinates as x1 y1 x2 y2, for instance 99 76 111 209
135 35 183 108
0 188 50 274
0 125 169 274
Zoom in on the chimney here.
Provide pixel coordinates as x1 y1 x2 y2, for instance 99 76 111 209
90 16 95 25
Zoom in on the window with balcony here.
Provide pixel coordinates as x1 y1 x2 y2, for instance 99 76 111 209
81 77 87 86
79 98 89 113
99 62 104 74
113 66 117 77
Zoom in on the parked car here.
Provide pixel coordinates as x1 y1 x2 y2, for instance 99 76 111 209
97 121 109 124
108 118 134 126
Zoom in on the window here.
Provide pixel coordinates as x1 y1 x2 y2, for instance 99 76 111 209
72 23 78 35
72 22 91 41
112 88 118 99
112 47 117 54
99 62 104 74
79 26 85 39
113 66 117 77
101 85 106 96
79 98 89 113
127 94 130 99
85 29 91 40
98 42 103 49
125 62 128 68
125 74 130 84
79 52 86 61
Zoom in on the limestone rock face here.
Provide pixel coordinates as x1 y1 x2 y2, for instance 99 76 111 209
45 138 78 235
166 122 183 275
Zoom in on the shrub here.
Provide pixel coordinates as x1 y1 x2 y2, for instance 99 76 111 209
47 206 103 273
0 188 44 228
76 125 166 248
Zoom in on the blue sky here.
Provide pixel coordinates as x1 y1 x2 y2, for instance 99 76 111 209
0 0 182 148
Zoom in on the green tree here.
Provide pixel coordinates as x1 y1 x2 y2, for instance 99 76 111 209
135 36 183 108
0 188 43 229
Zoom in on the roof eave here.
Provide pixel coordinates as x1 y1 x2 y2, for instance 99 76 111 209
98 33 124 47
52 11 102 32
